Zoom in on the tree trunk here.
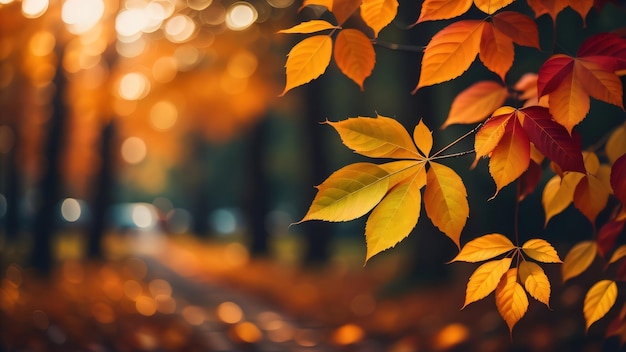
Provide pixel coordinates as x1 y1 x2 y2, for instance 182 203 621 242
246 118 271 256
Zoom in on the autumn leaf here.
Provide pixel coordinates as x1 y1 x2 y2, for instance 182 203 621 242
573 175 611 224
298 162 390 222
598 220 626 258
380 160 427 186
413 119 433 157
474 107 515 160
496 268 529 334
584 280 618 331
489 117 530 195
518 106 585 173
449 233 515 263
479 23 514 81
277 20 339 34
527 0 591 22
424 162 469 248
463 257 513 308
474 0 515 14
519 261 552 307
299 0 332 11
518 161 543 201
281 35 332 96
334 29 376 90
365 167 426 262
562 241 597 282
611 155 626 206
491 11 540 49
360 0 398 38
522 239 562 263
607 123 626 164
415 20 484 91
330 0 363 24
326 115 422 159
542 172 585 225
442 81 509 128
609 245 626 265
416 0 473 23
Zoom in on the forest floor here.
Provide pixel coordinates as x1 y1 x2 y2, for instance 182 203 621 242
0 232 621 351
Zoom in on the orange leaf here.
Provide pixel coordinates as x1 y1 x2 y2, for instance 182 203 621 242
277 20 339 34
522 239 562 263
442 81 509 128
416 0 472 23
479 23 514 81
463 257 512 308
562 240 597 282
519 261 551 307
415 20 484 91
326 115 422 159
488 118 530 196
606 123 626 164
609 245 626 265
380 160 427 186
573 175 611 224
584 280 618 331
473 0 514 14
577 58 624 108
568 0 594 22
491 11 540 48
360 0 398 38
547 70 589 134
495 268 529 334
281 35 332 96
542 172 585 226
330 0 362 25
527 0 567 21
449 233 515 263
413 119 433 157
365 167 426 262
334 29 376 90
299 0 332 11
474 107 515 160
424 162 469 248
299 162 390 222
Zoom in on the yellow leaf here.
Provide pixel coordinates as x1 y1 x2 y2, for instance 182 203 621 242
584 280 618 331
473 0 515 14
442 81 509 128
583 152 600 174
379 160 427 187
360 0 398 38
606 123 626 164
415 20 485 91
326 115 421 159
542 172 585 226
299 162 389 222
413 119 433 157
417 0 473 23
334 29 376 90
521 239 562 263
299 0 332 11
573 175 611 224
449 233 515 263
518 261 551 307
488 118 530 196
463 257 512 308
562 241 597 282
474 107 514 160
277 20 339 34
495 268 528 334
424 162 469 248
365 170 425 262
609 244 626 264
281 35 332 96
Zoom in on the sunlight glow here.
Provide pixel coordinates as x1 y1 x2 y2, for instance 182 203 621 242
118 72 150 100
174 45 200 71
150 100 178 130
60 198 82 222
217 301 243 324
62 0 104 34
227 50 257 78
182 306 205 325
121 136 147 164
225 2 257 31
187 0 212 10
21 0 48 18
266 0 294 8
29 31 56 57
152 56 177 82
164 15 196 43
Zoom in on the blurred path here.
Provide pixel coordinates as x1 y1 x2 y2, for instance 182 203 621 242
141 255 346 352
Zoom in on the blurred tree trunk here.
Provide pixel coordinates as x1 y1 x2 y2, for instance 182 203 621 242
3 120 21 242
86 120 116 259
301 80 332 265
246 118 271 256
29 62 67 275
184 132 211 236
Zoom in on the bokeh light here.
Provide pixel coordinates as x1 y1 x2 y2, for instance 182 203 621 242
331 323 364 345
150 100 178 131
121 137 147 164
29 31 56 57
152 56 178 82
118 72 150 100
227 50 257 78
216 301 243 324
225 2 257 31
60 198 82 222
21 0 48 18
182 305 206 325
132 204 156 228
62 0 104 34
164 15 196 43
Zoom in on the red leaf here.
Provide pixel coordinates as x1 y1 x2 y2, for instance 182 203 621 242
597 220 626 258
577 33 626 70
518 161 543 201
480 23 514 81
616 260 626 281
518 106 585 173
612 154 626 206
537 55 574 97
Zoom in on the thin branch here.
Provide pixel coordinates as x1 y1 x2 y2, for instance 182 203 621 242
372 39 425 53
431 123 483 159
429 149 474 161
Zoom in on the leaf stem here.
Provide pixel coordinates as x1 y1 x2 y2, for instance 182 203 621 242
429 149 475 161
431 123 483 159
514 184 521 246
372 39 425 53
